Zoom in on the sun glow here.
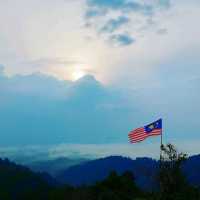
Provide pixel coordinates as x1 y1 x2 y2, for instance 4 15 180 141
71 70 86 81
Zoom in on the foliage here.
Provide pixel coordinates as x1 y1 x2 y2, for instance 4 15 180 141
91 171 143 200
159 143 200 200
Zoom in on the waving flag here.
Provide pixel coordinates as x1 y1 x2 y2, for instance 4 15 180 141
128 119 162 143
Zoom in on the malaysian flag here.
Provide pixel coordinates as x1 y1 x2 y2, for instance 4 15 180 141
128 119 162 143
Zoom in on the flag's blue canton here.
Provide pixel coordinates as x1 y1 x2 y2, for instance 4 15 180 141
144 119 162 133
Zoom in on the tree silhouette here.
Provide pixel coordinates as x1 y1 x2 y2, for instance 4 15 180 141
159 143 200 200
92 171 143 200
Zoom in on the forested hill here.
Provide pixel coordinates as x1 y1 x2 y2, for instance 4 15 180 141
0 158 55 199
56 155 200 189
0 154 200 200
56 156 158 190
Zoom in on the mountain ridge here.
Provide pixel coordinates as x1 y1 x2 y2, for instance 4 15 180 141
55 154 200 190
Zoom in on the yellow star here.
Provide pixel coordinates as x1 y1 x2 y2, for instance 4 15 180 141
149 124 154 129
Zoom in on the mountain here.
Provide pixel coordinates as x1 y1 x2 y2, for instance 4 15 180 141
27 157 89 177
0 157 161 200
55 155 200 190
183 155 200 187
56 156 159 190
0 158 55 199
1 154 200 199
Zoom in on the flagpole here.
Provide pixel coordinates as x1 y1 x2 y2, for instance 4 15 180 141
160 128 163 163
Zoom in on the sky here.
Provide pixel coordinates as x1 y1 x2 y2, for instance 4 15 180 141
0 0 200 157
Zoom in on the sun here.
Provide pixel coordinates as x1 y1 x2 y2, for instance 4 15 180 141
71 70 86 81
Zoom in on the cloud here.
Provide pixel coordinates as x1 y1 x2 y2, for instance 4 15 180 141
0 67 142 146
86 0 171 14
0 143 163 162
156 28 168 35
1 63 200 147
84 0 171 46
110 34 135 46
86 0 142 12
100 16 130 33
0 0 200 152
1 139 200 163
159 0 171 8
3 57 90 81
0 64 4 75
22 58 84 67
85 9 106 18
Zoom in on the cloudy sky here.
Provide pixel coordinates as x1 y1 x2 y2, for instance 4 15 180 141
0 0 200 157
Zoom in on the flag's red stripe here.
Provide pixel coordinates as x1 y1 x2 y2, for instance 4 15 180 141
129 134 147 141
129 127 144 132
130 134 148 141
131 138 146 143
129 131 161 140
128 128 161 143
130 130 144 134
135 130 144 132
130 133 161 143
129 133 161 143
131 127 144 131
128 132 145 138
129 129 145 134
128 129 161 137
129 128 162 134
129 129 145 135
129 132 146 139
129 134 146 140
130 136 148 142
130 137 146 142
130 139 145 143
129 129 162 136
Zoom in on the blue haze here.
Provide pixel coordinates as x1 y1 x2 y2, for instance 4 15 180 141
0 65 200 147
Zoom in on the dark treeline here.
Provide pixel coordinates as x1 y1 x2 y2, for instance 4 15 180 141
0 144 200 200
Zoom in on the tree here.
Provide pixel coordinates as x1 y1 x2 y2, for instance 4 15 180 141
159 143 200 200
92 171 143 200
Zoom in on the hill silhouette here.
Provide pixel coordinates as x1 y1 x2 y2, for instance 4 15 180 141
0 158 55 199
1 152 200 199
55 155 200 190
0 157 147 200
28 157 89 177
56 156 158 190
